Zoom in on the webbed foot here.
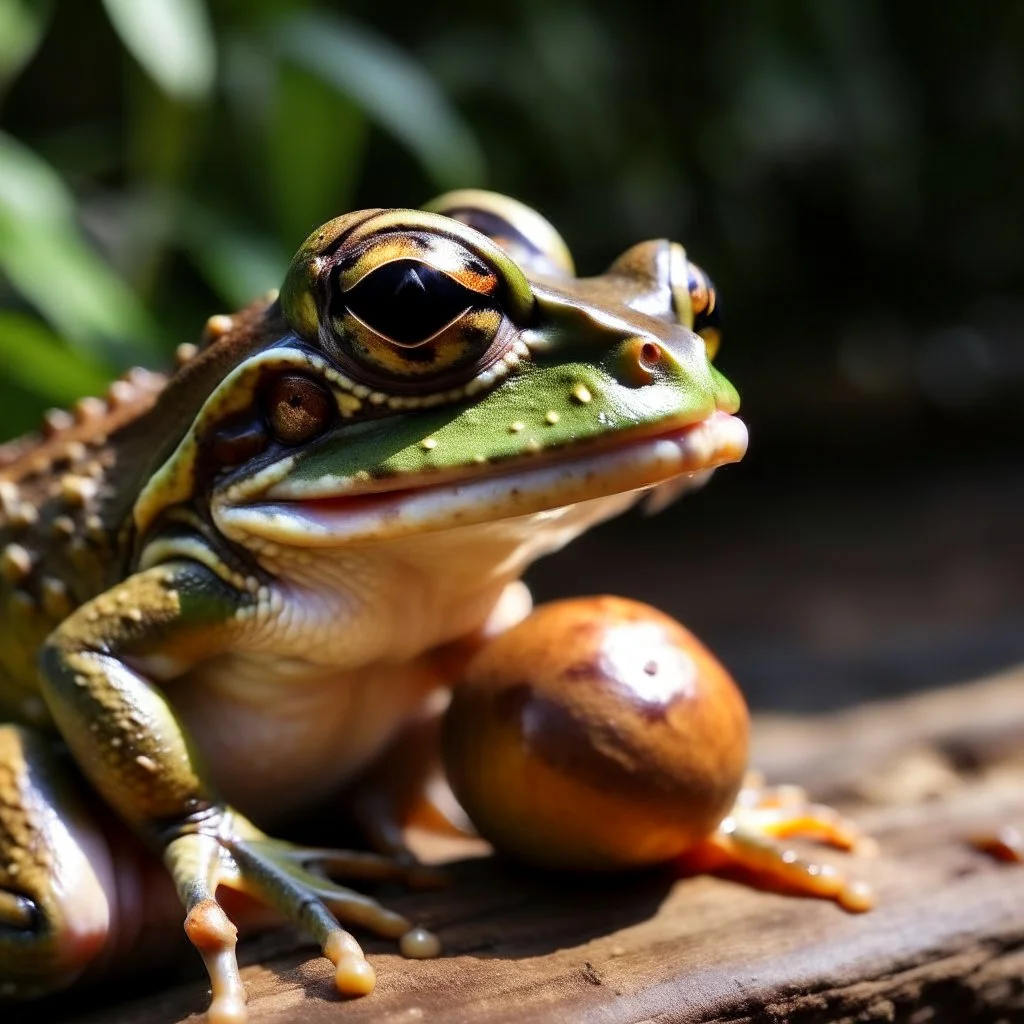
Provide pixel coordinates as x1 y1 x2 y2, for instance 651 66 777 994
678 773 875 912
165 816 440 1024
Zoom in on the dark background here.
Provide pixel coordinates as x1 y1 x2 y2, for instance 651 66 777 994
2 0 1021 710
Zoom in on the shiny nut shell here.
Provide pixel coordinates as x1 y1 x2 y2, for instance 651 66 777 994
443 596 750 870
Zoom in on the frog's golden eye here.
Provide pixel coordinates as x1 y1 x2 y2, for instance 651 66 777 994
324 237 517 390
265 374 335 445
282 207 535 398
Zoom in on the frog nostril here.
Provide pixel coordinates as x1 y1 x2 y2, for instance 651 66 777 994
618 337 666 387
639 342 663 371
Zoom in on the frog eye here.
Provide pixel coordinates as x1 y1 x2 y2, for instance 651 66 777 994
324 235 518 389
342 259 487 347
669 244 722 360
281 207 535 397
425 189 576 279
265 374 335 444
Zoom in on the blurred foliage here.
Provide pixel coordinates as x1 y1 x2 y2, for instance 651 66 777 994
1 0 1022 464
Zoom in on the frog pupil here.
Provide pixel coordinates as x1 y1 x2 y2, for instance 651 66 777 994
341 259 477 346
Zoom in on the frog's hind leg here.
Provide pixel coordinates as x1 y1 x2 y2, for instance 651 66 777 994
678 773 875 912
0 723 115 1000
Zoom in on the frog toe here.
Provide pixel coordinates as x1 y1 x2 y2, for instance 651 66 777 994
165 824 439 1014
676 776 875 913
226 837 442 974
732 778 872 852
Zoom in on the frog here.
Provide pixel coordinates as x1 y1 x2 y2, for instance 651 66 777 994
0 190 754 1022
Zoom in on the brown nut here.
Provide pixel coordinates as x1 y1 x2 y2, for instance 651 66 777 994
442 596 749 870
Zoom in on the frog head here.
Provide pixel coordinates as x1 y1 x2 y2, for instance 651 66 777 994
135 191 746 552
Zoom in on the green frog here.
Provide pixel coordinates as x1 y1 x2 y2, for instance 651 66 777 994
0 191 748 1021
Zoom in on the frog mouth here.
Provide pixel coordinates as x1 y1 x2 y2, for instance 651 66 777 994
217 410 747 545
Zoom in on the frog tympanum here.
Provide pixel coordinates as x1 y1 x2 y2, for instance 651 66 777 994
0 192 866 1022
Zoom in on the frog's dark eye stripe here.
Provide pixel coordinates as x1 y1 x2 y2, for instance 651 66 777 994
340 260 481 347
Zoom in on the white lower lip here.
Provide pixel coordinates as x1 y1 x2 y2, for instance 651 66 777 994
217 411 748 546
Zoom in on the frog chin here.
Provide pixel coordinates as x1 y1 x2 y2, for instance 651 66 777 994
214 410 747 547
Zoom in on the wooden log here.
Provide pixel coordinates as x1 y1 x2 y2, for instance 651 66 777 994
52 668 1024 1023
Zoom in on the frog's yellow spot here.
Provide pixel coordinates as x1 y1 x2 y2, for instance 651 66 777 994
9 504 38 529
41 578 72 618
62 441 88 463
472 454 488 464
571 383 593 404
61 475 97 507
107 379 138 409
52 516 76 539
337 393 362 417
509 421 525 433
74 396 107 422
204 314 234 341
43 408 74 436
1 543 32 583
544 410 561 425
176 342 199 366
0 481 20 514
135 755 159 773
420 437 438 451
524 438 542 454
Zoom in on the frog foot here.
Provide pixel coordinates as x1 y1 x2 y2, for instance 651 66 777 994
678 775 875 913
165 819 440 1024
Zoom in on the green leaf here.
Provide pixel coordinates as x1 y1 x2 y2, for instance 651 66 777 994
274 12 485 189
0 0 53 87
179 203 289 308
267 60 368 245
0 132 156 360
0 311 113 404
102 0 216 101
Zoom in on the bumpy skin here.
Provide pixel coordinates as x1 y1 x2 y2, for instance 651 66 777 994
0 191 746 1020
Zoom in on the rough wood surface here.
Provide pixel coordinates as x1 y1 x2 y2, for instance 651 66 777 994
35 667 1024 1024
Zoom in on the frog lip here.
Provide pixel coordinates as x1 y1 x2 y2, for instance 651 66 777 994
218 410 747 545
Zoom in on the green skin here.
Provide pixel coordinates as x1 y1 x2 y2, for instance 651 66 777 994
0 190 744 1020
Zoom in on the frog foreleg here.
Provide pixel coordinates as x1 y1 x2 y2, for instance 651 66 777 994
38 559 437 1023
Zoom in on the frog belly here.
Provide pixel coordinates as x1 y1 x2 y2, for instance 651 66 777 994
169 654 443 824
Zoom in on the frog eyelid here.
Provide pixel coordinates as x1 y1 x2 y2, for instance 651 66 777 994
424 189 577 279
